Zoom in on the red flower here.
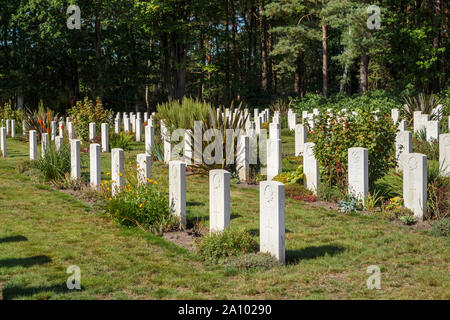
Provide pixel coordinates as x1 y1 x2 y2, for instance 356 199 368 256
61 125 65 131
39 118 43 125
46 127 50 134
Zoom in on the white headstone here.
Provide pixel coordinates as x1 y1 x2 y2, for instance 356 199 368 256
237 135 249 182
426 120 439 142
169 160 186 228
137 153 152 185
439 133 450 177
266 139 281 180
114 118 121 134
59 121 64 137
269 123 281 140
29 130 37 160
70 139 81 180
124 117 130 133
391 108 400 124
101 123 109 152
184 130 192 165
396 131 412 171
50 121 56 141
209 169 231 233
135 118 142 142
0 127 6 157
259 181 285 263
111 148 124 196
90 143 101 188
67 122 73 140
41 132 49 157
348 147 369 201
55 136 63 151
295 124 307 156
89 123 96 141
403 153 427 221
145 125 154 156
10 120 15 138
413 111 422 133
303 142 319 194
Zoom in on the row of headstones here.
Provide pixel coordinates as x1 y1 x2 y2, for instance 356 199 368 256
168 161 286 262
0 119 20 157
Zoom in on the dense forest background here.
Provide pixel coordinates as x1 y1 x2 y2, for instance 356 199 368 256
0 0 449 113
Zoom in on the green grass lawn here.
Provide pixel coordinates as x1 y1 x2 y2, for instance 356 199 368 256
0 136 449 300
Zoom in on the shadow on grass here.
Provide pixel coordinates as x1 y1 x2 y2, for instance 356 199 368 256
0 236 28 244
2 283 82 300
248 228 293 237
187 201 204 207
286 245 346 264
0 255 52 268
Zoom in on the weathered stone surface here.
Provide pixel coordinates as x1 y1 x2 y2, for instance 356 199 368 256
259 181 285 263
209 169 231 233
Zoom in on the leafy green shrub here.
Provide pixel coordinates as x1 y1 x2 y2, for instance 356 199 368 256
101 181 178 235
195 229 258 263
223 253 282 271
273 165 304 184
34 144 71 181
337 196 363 213
0 103 24 134
311 109 397 190
399 215 417 225
412 137 439 161
109 132 133 150
68 97 113 141
430 218 450 237
291 91 399 115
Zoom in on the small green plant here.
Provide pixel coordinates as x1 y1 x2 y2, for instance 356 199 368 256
150 142 165 162
337 195 363 213
101 179 178 235
34 144 71 181
364 189 383 212
399 215 417 225
109 132 133 150
384 196 403 211
195 229 258 263
430 218 450 237
273 165 304 184
223 253 282 271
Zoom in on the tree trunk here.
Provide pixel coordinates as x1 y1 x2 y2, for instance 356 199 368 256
359 54 369 94
268 23 276 94
260 0 268 93
322 20 328 98
294 51 304 98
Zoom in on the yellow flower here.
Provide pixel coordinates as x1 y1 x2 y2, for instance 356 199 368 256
119 173 123 177
109 197 112 201
107 187 110 191
153 181 158 185
139 203 143 208
106 172 110 176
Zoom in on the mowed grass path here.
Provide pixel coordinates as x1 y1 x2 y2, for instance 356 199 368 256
0 137 449 300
